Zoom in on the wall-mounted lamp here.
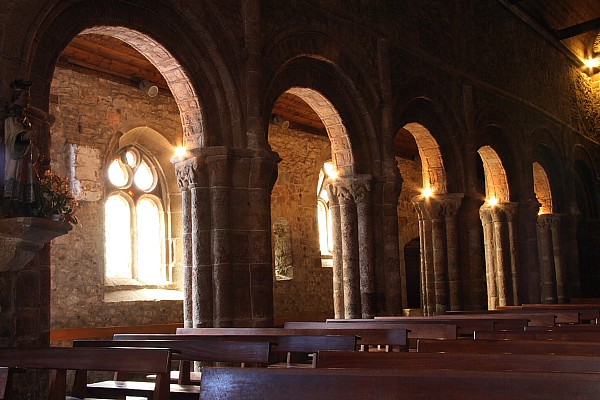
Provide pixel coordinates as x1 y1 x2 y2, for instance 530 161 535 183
139 79 159 97
271 114 290 130
487 197 499 207
582 56 599 76
421 187 433 198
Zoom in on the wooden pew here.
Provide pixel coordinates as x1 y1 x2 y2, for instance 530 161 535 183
372 314 552 329
500 304 600 324
0 347 171 400
417 338 600 356
448 309 581 325
284 321 458 344
50 323 182 341
315 350 600 373
74 338 274 398
197 367 600 400
174 327 409 351
272 335 357 367
474 330 600 341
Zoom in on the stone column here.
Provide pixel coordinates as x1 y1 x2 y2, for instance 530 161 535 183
175 158 195 328
327 184 344 319
517 198 542 303
352 177 375 319
564 210 581 298
504 203 519 305
549 215 565 304
490 204 514 307
480 206 497 309
206 154 233 327
537 215 556 304
336 182 361 319
412 199 435 316
430 201 448 314
441 194 464 311
247 152 279 326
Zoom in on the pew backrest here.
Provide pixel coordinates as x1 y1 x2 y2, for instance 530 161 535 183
0 347 171 400
417 338 600 356
284 321 458 340
173 328 408 351
198 367 600 400
315 350 600 373
474 330 600 341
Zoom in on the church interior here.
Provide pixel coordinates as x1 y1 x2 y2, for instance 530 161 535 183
1 0 600 398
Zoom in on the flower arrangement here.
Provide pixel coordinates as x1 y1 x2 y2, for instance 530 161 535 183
38 170 79 224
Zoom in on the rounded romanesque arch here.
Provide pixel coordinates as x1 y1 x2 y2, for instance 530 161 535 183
477 145 509 203
14 0 243 149
533 162 553 214
403 122 447 194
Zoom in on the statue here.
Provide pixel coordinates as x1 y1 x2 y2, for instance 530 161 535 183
2 79 39 217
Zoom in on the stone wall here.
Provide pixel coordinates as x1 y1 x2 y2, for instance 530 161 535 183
269 126 333 322
48 67 184 330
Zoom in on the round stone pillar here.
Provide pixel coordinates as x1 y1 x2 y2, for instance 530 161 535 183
206 154 233 327
537 215 557 304
504 203 519 305
479 206 497 309
336 183 361 319
326 184 345 319
549 215 565 304
175 159 194 328
440 194 464 311
352 177 375 319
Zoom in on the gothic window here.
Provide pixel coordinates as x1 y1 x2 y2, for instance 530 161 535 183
317 161 335 258
105 147 166 284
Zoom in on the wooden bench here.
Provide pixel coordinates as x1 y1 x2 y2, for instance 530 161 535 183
284 321 458 346
500 304 600 324
315 349 600 373
448 309 581 325
74 338 274 399
417 338 600 356
373 314 552 329
272 335 357 367
474 330 600 341
50 323 182 341
197 367 600 400
175 327 409 351
0 347 172 400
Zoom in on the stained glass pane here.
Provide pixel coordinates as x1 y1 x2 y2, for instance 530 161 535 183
105 195 132 278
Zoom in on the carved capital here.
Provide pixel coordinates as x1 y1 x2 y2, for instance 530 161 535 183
175 157 201 191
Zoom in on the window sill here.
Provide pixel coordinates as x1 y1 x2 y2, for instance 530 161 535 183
104 288 183 303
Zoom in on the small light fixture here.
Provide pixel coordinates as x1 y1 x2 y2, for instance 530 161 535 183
582 56 600 75
488 197 499 207
323 161 338 179
272 114 290 130
174 146 187 159
139 79 159 97
421 187 433 198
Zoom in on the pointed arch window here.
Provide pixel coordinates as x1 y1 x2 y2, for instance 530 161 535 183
105 147 167 284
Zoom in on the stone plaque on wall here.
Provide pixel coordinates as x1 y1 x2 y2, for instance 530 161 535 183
273 217 293 281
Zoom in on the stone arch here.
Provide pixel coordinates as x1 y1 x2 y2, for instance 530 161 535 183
16 0 243 150
573 146 600 220
263 34 381 176
533 162 553 214
392 80 466 194
403 122 447 194
477 145 509 202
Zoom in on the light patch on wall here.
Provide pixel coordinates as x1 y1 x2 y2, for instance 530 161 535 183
70 144 103 201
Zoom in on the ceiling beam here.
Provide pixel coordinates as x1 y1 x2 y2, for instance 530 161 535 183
555 17 600 40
